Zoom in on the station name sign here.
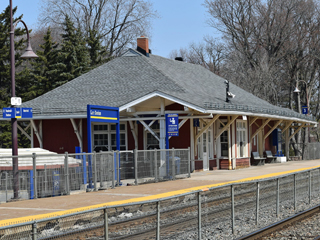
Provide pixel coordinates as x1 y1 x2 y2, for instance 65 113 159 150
2 108 32 119
89 107 118 122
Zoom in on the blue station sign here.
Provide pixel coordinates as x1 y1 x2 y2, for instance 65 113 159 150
302 106 308 115
2 108 32 118
87 105 120 153
87 105 120 189
89 106 119 123
166 113 179 137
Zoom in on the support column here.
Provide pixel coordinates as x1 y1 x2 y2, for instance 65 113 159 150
228 117 232 170
160 98 166 149
231 121 236 169
190 119 195 171
285 123 290 161
214 121 219 169
262 119 266 153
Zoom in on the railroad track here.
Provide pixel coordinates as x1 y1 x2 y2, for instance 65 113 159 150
237 204 320 240
39 179 318 240
3 176 317 240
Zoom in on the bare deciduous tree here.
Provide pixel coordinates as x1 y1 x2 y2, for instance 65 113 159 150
201 0 320 154
38 0 158 56
169 36 227 75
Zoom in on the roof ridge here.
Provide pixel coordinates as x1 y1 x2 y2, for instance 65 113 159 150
139 54 186 91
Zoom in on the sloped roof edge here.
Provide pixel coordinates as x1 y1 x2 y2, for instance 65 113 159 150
119 91 206 113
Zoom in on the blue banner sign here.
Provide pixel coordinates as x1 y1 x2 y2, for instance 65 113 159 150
3 108 15 118
2 108 32 118
89 106 119 123
166 113 179 136
302 106 308 115
22 108 33 118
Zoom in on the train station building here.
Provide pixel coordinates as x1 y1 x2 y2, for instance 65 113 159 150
1 36 316 171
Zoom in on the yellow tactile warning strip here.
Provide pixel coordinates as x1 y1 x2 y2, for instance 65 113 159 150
1 164 320 227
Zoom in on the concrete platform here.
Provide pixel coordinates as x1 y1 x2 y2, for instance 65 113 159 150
1 159 320 226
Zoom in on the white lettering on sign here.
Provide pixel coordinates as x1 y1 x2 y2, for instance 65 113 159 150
23 109 30 112
90 110 102 116
5 109 13 113
5 114 11 117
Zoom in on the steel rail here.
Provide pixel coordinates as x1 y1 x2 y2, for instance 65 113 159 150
236 204 320 240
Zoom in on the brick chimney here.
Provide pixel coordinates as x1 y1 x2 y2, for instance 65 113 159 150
137 36 149 57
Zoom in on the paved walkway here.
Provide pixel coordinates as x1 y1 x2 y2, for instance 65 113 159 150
1 159 320 226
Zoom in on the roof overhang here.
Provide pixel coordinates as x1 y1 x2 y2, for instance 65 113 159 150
206 110 317 126
119 91 206 113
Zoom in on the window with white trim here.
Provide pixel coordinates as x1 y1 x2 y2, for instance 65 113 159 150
220 129 228 157
236 120 248 157
93 123 127 151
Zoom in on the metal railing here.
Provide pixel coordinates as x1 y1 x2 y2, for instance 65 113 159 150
0 148 190 201
1 165 320 239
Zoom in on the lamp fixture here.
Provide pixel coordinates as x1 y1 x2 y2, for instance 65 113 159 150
293 87 300 93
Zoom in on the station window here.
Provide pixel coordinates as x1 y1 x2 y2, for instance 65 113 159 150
93 123 127 151
220 130 228 157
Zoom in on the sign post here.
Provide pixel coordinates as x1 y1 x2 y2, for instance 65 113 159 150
87 105 120 188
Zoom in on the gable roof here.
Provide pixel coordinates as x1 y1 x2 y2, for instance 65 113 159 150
1 49 315 123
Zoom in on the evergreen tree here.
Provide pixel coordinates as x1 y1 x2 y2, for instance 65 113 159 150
87 29 109 67
54 15 91 85
0 6 29 148
24 27 59 99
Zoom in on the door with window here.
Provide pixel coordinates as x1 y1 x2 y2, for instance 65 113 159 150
236 120 248 157
197 123 213 170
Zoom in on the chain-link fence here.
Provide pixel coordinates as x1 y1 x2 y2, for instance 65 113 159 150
1 166 320 239
0 148 190 201
134 148 191 184
304 142 320 160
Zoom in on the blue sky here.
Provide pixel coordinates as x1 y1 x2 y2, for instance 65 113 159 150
0 0 216 58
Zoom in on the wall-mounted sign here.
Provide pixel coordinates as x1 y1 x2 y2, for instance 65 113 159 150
2 108 32 118
166 113 179 137
302 106 308 115
89 107 118 122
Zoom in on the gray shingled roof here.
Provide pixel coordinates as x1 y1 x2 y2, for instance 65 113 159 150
1 49 314 122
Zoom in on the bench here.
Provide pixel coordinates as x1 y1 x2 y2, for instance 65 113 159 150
264 150 276 164
251 152 265 166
